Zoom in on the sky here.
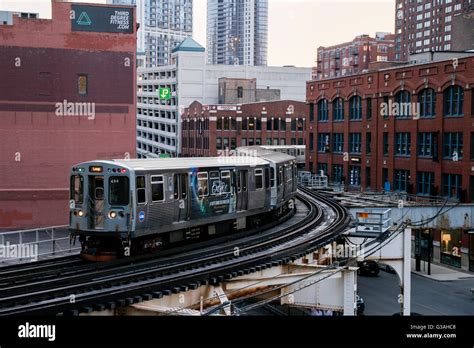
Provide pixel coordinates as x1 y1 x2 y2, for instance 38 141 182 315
0 0 395 67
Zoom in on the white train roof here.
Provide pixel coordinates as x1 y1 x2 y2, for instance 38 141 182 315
110 157 269 171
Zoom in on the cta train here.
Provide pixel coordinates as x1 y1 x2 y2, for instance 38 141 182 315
69 150 297 261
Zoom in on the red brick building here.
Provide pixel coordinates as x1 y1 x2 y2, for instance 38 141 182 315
313 33 396 80
181 100 308 157
394 0 472 61
0 0 137 230
306 54 474 203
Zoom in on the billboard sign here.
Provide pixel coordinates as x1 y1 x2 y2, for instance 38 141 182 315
71 5 133 34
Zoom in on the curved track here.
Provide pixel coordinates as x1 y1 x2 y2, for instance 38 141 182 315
0 187 350 315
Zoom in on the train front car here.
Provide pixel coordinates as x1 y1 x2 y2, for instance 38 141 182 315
69 161 134 261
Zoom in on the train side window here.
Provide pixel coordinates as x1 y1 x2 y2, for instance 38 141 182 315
136 176 146 204
70 175 84 204
278 167 283 186
255 169 264 190
210 171 220 196
221 171 231 194
287 166 292 182
151 175 165 202
174 175 179 200
270 168 275 187
182 176 188 199
197 172 209 198
265 168 270 189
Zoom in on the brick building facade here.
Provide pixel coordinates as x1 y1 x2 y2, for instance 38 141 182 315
181 100 308 157
0 1 137 229
306 55 474 203
313 33 396 80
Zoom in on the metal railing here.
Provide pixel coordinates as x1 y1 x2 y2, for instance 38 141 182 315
298 171 329 189
0 225 80 265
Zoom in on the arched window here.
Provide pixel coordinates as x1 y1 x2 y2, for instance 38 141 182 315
395 90 411 118
418 88 436 118
317 99 328 122
349 96 362 120
443 85 464 116
333 98 344 121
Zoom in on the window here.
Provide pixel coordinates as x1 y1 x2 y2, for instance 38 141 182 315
297 119 304 132
317 99 329 122
217 118 222 130
267 118 272 131
273 118 280 131
109 177 129 205
444 86 464 116
280 119 286 131
383 132 389 156
70 175 84 204
291 119 296 131
265 168 270 189
349 133 361 154
442 174 462 199
471 132 474 161
332 164 344 183
317 163 328 175
394 170 410 192
418 88 436 118
443 132 463 160
366 133 372 155
349 166 361 186
255 169 264 190
242 118 248 131
136 176 146 204
333 98 344 121
256 118 262 131
366 98 372 120
151 176 165 202
318 133 330 152
418 132 434 157
417 172 434 196
395 90 411 118
270 167 275 187
77 74 88 96
309 103 314 122
382 96 389 119
209 171 221 195
221 171 231 194
333 133 344 153
237 86 243 98
197 172 209 198
224 118 229 130
349 96 362 120
395 132 411 156
309 133 314 152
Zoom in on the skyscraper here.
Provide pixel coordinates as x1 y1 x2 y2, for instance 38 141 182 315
108 0 193 67
207 0 268 66
394 0 471 61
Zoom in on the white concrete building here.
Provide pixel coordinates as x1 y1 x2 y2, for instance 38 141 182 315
136 38 311 158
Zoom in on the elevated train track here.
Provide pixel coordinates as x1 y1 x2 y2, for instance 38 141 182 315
0 187 350 315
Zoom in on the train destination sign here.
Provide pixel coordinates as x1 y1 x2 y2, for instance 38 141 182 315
71 5 133 34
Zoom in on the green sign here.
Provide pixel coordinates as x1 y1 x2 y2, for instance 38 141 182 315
159 88 171 100
159 154 171 159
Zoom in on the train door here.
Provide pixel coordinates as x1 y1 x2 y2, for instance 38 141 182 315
277 166 284 203
174 173 189 222
88 176 105 230
237 170 248 211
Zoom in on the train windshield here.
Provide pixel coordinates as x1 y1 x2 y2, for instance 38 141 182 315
70 175 84 204
109 177 130 206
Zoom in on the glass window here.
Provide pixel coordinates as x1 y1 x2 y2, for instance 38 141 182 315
137 176 146 204
197 172 209 197
151 176 164 202
70 175 84 204
395 91 411 118
442 174 462 199
333 98 344 121
417 172 434 196
221 171 231 194
318 133 330 152
210 171 220 196
394 169 410 192
78 74 88 96
317 99 328 122
444 86 464 116
418 133 433 157
265 168 270 188
443 132 463 160
109 177 130 205
349 133 362 154
418 88 436 118
395 132 411 156
255 169 264 190
349 96 362 120
383 132 389 156
366 98 372 120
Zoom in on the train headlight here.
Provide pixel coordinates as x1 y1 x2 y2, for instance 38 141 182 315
78 210 85 217
109 211 118 219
